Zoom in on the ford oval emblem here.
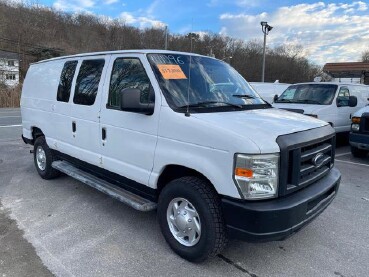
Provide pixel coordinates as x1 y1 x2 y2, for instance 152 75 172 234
312 153 325 168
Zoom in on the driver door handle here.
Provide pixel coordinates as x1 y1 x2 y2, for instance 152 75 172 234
102 127 106 141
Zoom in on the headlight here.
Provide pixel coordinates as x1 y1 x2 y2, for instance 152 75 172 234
234 153 279 200
351 124 360 132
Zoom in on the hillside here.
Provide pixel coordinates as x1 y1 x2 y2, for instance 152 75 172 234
0 1 320 84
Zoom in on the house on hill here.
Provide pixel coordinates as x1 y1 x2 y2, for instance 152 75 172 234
0 50 20 87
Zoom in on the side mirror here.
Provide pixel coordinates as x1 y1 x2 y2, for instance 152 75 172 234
273 94 278 102
120 88 154 115
348 96 357 107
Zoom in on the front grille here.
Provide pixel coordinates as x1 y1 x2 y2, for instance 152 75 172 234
287 138 334 192
363 114 369 132
277 125 336 196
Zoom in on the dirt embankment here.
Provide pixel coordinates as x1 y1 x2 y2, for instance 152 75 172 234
0 85 21 108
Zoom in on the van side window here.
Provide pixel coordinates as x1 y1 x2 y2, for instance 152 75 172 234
337 87 350 107
73 59 105 106
57 61 78 102
108 58 152 108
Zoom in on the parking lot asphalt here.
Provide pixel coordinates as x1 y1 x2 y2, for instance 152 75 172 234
0 108 22 141
0 108 368 277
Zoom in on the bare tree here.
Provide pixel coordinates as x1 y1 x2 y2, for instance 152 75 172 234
362 49 369 62
0 0 320 84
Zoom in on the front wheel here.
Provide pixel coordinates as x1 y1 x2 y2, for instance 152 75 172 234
157 176 227 262
351 146 368 158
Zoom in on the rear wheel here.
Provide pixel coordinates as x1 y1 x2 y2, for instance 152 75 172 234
33 137 60 179
351 146 368 158
158 176 227 262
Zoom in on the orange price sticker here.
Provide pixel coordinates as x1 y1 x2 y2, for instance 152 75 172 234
157 64 187 79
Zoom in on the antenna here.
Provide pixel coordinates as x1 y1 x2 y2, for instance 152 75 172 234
185 18 194 117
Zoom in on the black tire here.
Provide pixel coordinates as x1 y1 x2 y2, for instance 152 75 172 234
158 176 227 262
33 136 60 179
351 146 368 158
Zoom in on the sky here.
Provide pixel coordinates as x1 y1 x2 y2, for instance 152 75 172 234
19 0 369 65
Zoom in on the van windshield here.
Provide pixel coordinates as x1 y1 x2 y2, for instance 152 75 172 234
275 84 338 105
147 53 267 112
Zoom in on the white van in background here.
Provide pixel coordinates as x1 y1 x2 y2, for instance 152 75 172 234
273 82 369 133
21 50 341 262
349 106 369 157
249 81 290 103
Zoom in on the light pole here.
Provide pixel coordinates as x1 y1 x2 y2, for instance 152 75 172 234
260 21 273 82
164 25 168 50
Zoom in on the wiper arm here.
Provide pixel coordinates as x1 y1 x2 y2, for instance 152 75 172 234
232 94 256 99
178 101 243 109
275 99 293 103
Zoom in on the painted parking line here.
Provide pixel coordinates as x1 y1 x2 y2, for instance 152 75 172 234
335 159 369 167
335 152 351 157
0 116 21 118
0 124 22 128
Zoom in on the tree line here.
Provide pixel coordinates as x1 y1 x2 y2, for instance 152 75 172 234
0 0 321 84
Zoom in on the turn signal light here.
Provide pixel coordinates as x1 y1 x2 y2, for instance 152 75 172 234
235 168 253 178
352 117 361 124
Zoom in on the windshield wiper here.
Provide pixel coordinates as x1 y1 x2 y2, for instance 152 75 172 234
178 101 243 109
297 99 321 104
275 99 293 103
232 94 256 99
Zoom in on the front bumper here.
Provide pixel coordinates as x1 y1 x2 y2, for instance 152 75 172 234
350 132 369 150
221 167 341 242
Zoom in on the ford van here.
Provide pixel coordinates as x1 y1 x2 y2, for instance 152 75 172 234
273 82 369 133
21 50 341 262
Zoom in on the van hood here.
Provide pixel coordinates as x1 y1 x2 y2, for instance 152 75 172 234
192 107 328 153
273 103 327 115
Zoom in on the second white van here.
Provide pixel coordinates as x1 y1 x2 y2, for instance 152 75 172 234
273 82 369 133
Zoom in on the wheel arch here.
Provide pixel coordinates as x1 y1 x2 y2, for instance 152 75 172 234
23 126 44 145
32 126 44 139
157 164 217 196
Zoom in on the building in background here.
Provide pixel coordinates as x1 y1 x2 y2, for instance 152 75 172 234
323 62 369 85
0 50 20 87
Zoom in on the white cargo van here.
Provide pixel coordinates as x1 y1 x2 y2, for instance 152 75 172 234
273 82 369 133
349 106 369 157
21 50 341 262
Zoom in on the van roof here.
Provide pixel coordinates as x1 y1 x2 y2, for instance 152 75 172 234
291 82 369 87
33 49 207 64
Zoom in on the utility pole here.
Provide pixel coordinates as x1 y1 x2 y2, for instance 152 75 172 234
260 21 273 82
164 25 168 50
